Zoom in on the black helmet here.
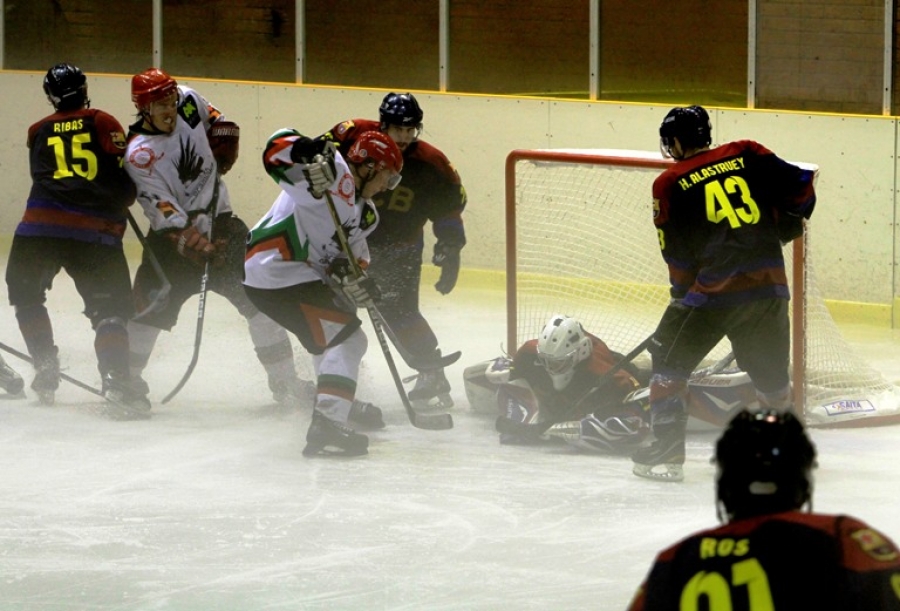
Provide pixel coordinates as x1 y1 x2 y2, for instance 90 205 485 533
379 92 424 129
714 408 816 522
659 105 711 158
43 63 89 111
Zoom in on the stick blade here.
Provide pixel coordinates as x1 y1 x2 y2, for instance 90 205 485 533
412 411 454 430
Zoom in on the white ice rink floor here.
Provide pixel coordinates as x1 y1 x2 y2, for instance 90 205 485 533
2 274 900 610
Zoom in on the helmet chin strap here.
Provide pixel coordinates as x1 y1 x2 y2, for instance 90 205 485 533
141 109 170 135
354 163 376 197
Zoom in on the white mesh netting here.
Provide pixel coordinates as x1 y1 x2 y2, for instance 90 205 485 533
508 150 900 427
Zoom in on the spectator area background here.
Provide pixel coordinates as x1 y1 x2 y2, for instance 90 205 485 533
3 0 897 114
3 0 900 325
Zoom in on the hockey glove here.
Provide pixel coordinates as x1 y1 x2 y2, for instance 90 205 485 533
207 121 240 174
166 225 215 266
775 210 804 245
328 258 381 308
432 239 463 294
290 137 336 198
337 273 381 309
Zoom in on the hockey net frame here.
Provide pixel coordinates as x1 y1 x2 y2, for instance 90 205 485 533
505 148 900 428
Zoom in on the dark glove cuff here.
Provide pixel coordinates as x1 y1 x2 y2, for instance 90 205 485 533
290 136 325 164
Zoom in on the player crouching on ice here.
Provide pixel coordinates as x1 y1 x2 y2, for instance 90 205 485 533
465 314 758 452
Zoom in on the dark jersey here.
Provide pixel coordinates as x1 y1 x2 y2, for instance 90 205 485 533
627 511 900 611
652 140 816 307
19 108 134 246
510 333 641 420
323 118 466 248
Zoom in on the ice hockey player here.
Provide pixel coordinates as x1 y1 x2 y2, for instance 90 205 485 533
467 316 758 451
487 314 648 450
5 63 148 416
123 68 308 405
321 92 467 410
635 105 816 482
627 408 900 610
244 129 403 457
0 354 25 396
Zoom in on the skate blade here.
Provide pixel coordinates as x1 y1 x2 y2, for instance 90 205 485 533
302 443 368 458
104 394 152 421
411 393 454 412
632 462 684 482
106 406 152 421
36 390 55 406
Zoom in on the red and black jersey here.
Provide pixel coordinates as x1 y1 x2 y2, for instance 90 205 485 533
19 108 135 246
652 140 816 307
510 333 641 421
323 118 466 247
627 511 900 611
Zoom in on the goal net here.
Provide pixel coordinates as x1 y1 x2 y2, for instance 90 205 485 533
505 149 900 428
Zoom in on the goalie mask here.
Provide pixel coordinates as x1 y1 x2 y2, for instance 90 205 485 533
536 315 592 390
44 63 89 111
659 105 712 159
714 408 816 523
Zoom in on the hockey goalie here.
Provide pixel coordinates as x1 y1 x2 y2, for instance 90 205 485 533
465 315 758 452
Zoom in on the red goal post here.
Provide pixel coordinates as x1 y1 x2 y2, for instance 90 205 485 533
505 148 900 428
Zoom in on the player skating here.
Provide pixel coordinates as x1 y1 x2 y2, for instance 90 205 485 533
5 63 149 416
635 105 817 482
123 68 308 405
321 93 467 410
244 130 403 456
627 408 900 610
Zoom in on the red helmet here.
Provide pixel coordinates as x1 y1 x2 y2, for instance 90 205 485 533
347 131 403 174
131 68 178 109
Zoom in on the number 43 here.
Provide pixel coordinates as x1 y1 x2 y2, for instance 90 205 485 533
705 176 760 229
48 134 98 181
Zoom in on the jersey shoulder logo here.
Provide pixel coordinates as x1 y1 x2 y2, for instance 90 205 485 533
178 94 202 129
851 528 900 562
110 131 127 150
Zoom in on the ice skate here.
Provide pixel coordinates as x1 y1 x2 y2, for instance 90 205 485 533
407 368 453 410
302 410 368 457
0 358 25 396
349 399 385 430
631 419 687 482
102 371 152 420
269 374 316 406
31 353 60 406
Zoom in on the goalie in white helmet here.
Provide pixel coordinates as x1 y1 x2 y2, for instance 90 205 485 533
479 314 649 451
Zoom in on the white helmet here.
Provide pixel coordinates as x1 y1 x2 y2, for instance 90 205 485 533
536 315 592 390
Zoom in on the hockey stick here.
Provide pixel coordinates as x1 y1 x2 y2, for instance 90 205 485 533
0 340 104 397
126 211 172 321
161 182 220 405
323 189 452 431
495 333 655 439
367 306 461 370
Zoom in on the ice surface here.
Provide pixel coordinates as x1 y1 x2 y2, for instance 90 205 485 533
2 273 900 610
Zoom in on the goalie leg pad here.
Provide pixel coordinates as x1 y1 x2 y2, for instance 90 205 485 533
546 413 648 453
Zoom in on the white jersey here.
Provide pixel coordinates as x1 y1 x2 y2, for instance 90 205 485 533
124 85 232 235
243 128 379 289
